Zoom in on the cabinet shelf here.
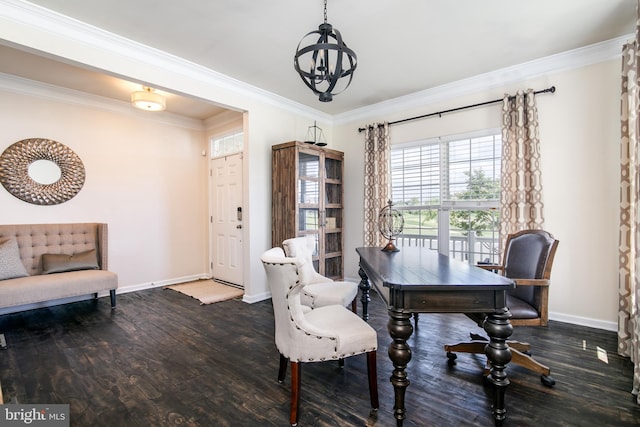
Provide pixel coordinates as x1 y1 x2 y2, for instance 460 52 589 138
325 251 342 258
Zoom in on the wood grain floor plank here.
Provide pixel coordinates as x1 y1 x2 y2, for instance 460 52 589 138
0 288 638 426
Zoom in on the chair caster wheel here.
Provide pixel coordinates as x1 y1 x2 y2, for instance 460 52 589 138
541 375 556 387
446 352 457 366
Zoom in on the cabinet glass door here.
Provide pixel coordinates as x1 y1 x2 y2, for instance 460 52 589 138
323 155 343 279
298 151 320 234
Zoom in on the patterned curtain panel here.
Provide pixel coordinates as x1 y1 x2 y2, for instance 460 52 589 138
499 89 545 249
363 122 390 247
619 0 640 404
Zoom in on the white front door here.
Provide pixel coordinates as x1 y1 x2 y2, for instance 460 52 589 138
211 153 243 286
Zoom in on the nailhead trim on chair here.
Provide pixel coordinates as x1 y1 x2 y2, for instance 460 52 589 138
264 258 375 362
282 272 337 350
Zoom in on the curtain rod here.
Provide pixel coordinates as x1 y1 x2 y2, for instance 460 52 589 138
357 85 556 133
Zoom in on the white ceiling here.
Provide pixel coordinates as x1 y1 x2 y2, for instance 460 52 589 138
0 0 635 119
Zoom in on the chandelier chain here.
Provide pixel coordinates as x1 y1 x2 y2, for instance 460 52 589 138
324 0 327 24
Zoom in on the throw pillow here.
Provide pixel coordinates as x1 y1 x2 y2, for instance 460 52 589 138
0 238 29 280
42 249 99 274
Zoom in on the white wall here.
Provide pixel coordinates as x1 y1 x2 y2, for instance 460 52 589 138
0 91 210 290
333 59 621 331
0 3 330 302
0 82 319 302
0 1 625 329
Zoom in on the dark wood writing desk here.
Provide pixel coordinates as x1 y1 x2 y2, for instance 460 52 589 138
356 246 516 427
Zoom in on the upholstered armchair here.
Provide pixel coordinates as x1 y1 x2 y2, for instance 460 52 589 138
261 247 379 426
282 236 358 312
444 229 559 386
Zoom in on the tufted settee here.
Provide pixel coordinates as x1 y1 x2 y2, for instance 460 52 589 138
0 223 118 312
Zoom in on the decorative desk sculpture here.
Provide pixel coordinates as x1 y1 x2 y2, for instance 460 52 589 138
379 200 404 252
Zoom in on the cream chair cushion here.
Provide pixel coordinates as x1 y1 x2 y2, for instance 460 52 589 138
260 247 376 362
282 236 358 309
282 235 331 285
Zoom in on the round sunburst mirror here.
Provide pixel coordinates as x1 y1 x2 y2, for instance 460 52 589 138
0 138 85 205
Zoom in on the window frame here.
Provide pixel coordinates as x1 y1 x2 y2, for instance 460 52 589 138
210 131 244 159
390 128 501 263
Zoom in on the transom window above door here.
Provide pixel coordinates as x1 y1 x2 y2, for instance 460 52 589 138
210 132 243 158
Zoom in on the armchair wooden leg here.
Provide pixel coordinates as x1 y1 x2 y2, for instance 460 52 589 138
444 340 555 386
444 340 487 355
367 350 379 409
351 298 357 314
510 348 551 377
290 361 301 426
444 340 531 356
444 341 489 367
278 354 288 383
507 340 531 353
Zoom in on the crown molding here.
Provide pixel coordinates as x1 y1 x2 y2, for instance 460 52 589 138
0 0 629 128
0 72 207 130
0 0 331 123
333 34 632 127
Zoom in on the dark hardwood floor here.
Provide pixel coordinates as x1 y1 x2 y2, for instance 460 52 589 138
0 287 638 426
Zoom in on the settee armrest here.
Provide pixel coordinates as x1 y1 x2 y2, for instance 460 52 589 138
97 223 109 270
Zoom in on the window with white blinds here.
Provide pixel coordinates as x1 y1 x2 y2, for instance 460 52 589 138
390 130 502 264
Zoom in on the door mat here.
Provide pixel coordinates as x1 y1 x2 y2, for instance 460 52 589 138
165 280 243 305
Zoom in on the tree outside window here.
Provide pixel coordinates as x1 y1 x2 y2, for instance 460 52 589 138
391 130 501 263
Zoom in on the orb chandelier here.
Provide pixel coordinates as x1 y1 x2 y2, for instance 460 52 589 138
294 0 357 102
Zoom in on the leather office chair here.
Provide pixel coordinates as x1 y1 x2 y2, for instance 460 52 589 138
261 247 379 426
282 236 358 312
444 229 559 387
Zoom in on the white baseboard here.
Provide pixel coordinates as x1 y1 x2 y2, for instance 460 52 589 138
118 275 273 304
549 312 617 332
5 275 615 332
242 291 271 304
115 274 208 295
0 274 209 316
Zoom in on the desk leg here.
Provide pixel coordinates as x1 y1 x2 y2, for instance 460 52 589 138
483 308 513 427
358 265 371 321
388 308 413 427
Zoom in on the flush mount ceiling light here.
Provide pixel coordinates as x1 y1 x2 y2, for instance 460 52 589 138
131 86 166 111
294 0 357 102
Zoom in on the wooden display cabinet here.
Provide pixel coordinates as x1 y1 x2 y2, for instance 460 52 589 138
272 141 344 279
